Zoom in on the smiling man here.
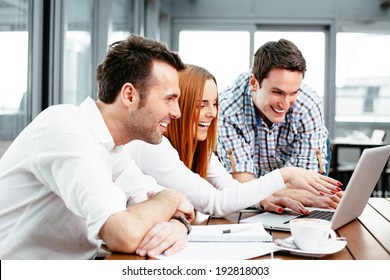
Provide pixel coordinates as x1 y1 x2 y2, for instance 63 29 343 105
217 39 340 211
0 35 195 259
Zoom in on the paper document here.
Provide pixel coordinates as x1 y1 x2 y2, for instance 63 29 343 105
156 223 277 260
188 222 272 242
156 242 279 260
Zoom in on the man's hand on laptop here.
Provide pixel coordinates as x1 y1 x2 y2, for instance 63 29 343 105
279 167 343 196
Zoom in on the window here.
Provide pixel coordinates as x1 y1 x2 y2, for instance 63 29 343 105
178 30 326 100
0 2 29 144
63 0 93 105
335 32 390 126
108 0 134 43
178 31 250 91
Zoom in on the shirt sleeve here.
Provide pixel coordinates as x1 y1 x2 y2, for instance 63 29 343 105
217 115 256 174
31 111 127 240
113 152 165 206
217 78 256 174
286 88 329 173
125 137 285 217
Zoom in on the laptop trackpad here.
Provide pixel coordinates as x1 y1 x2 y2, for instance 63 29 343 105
240 210 300 231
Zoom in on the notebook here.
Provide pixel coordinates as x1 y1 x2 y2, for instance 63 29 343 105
188 223 272 242
241 145 390 231
156 223 276 260
156 241 278 260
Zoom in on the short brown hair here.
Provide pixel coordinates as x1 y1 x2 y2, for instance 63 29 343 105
252 38 306 85
96 35 185 103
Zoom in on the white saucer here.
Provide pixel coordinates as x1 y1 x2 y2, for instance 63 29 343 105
275 236 347 257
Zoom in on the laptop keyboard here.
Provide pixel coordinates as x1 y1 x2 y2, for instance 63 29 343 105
283 210 334 224
295 210 334 221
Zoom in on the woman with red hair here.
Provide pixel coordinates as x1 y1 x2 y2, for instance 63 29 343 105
125 64 341 217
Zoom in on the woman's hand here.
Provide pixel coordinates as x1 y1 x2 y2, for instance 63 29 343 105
273 189 344 209
297 190 343 209
279 167 343 196
259 196 310 215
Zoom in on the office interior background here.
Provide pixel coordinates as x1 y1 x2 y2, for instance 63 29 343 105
0 0 390 195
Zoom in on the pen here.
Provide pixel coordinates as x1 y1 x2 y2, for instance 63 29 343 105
222 226 252 234
316 148 325 175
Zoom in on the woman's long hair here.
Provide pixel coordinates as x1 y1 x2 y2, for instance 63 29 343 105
165 64 217 178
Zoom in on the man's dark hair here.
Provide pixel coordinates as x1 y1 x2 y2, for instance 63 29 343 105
96 34 185 103
252 38 306 85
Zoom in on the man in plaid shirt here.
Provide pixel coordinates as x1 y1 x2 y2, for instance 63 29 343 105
217 39 342 212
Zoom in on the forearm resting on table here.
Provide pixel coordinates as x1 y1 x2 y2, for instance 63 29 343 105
99 189 183 253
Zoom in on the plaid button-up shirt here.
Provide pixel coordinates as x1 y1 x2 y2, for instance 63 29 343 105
217 71 329 177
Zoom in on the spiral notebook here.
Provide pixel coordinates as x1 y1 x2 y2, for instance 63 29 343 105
188 223 272 242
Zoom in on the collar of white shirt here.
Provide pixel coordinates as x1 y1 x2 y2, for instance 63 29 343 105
80 97 121 153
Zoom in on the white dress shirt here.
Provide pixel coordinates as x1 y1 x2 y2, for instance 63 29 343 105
125 137 285 217
0 97 161 259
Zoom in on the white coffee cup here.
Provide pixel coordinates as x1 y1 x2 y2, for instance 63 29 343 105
290 218 336 251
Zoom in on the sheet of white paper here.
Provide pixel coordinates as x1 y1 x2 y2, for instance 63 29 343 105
188 223 272 242
156 242 279 260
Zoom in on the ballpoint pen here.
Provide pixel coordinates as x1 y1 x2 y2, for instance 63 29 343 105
222 226 252 234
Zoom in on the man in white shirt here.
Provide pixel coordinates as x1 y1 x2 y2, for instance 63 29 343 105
0 35 194 259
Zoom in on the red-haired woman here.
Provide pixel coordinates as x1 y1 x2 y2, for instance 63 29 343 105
125 64 341 217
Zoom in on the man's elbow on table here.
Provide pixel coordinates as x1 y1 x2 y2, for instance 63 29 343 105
99 210 148 253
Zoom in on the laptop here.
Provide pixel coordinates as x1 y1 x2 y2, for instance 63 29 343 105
241 145 390 231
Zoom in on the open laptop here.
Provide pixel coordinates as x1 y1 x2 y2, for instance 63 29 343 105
241 145 390 231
